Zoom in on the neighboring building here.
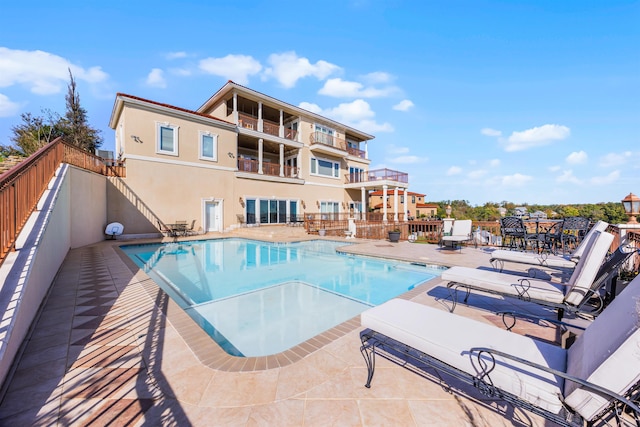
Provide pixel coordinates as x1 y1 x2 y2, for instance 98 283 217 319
416 203 438 219
530 210 547 219
368 190 428 220
108 81 409 235
514 207 528 217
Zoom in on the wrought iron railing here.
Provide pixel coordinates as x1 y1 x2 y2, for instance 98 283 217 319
0 138 125 267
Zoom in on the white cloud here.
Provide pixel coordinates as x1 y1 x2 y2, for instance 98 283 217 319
501 173 533 186
393 99 414 111
263 51 340 88
489 158 501 167
503 124 570 152
318 78 396 98
0 47 108 95
468 169 487 179
361 71 393 84
556 169 582 184
446 166 462 176
300 99 393 133
169 68 192 76
481 128 502 137
199 54 262 85
599 151 632 168
298 101 323 114
590 170 620 185
566 150 588 165
0 93 21 117
548 165 561 172
166 51 187 60
145 68 166 88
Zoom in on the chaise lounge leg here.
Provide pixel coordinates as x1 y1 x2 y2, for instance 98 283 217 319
360 343 376 388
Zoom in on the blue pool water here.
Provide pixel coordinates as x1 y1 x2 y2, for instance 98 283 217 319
122 239 443 356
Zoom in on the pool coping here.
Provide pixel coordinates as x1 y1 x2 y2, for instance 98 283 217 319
114 239 442 372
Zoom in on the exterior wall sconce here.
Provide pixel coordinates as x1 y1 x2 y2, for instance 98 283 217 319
301 200 306 209
228 152 235 158
239 197 244 207
342 202 347 209
446 204 452 218
130 135 142 143
317 200 320 209
622 192 640 224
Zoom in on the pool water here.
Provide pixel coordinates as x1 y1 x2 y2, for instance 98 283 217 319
122 239 443 356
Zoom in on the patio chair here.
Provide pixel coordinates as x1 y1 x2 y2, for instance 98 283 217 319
547 217 591 255
441 230 621 320
359 275 640 427
499 216 527 250
489 220 609 272
185 219 196 236
439 219 472 250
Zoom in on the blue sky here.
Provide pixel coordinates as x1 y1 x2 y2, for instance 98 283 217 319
1 0 638 205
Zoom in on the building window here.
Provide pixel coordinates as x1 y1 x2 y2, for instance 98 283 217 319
412 195 416 203
156 123 179 155
310 157 340 178
314 124 335 145
199 131 218 161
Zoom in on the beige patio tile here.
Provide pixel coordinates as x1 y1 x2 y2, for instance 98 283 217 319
199 369 280 407
246 399 305 426
302 399 362 427
358 399 417 426
275 349 348 400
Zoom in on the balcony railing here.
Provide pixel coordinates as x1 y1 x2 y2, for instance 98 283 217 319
347 146 366 159
344 168 409 184
309 131 347 151
237 158 299 178
237 112 298 141
262 119 279 137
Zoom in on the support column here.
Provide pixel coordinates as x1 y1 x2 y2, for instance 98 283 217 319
279 110 284 138
279 143 284 177
364 141 368 159
394 187 399 223
258 102 263 132
403 188 408 221
233 93 238 124
361 187 366 221
383 185 388 223
258 138 264 174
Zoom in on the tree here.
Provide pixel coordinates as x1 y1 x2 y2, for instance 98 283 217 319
10 110 64 155
60 69 102 152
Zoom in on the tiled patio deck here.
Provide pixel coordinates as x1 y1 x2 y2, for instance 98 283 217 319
0 234 571 426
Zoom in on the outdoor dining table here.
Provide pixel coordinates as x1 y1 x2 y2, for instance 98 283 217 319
523 218 563 252
166 222 188 237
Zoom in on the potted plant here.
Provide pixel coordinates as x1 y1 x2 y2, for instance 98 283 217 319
388 229 401 243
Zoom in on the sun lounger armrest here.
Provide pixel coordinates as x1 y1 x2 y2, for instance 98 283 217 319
495 311 587 333
470 347 640 419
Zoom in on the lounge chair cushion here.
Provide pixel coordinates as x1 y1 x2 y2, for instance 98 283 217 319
564 275 640 421
441 267 566 304
361 299 567 414
563 231 613 306
569 220 608 261
490 249 577 269
442 219 472 243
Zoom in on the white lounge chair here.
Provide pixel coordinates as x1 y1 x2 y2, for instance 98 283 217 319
440 219 472 250
360 275 640 426
442 230 617 319
489 220 609 272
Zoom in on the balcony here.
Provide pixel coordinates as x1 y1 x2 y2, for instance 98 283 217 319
237 158 300 179
344 168 409 187
237 112 298 142
347 146 366 159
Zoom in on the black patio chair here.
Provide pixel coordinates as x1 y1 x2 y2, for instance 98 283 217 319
499 216 538 251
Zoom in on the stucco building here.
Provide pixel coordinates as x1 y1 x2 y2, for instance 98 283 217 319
109 81 409 235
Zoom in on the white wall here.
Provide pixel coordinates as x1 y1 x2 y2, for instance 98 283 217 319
0 165 107 388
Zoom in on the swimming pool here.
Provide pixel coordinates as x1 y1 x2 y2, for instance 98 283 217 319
122 239 443 357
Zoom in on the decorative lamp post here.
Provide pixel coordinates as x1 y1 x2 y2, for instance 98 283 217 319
445 204 452 219
622 192 640 224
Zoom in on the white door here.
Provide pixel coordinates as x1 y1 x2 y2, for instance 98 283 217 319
205 201 221 232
